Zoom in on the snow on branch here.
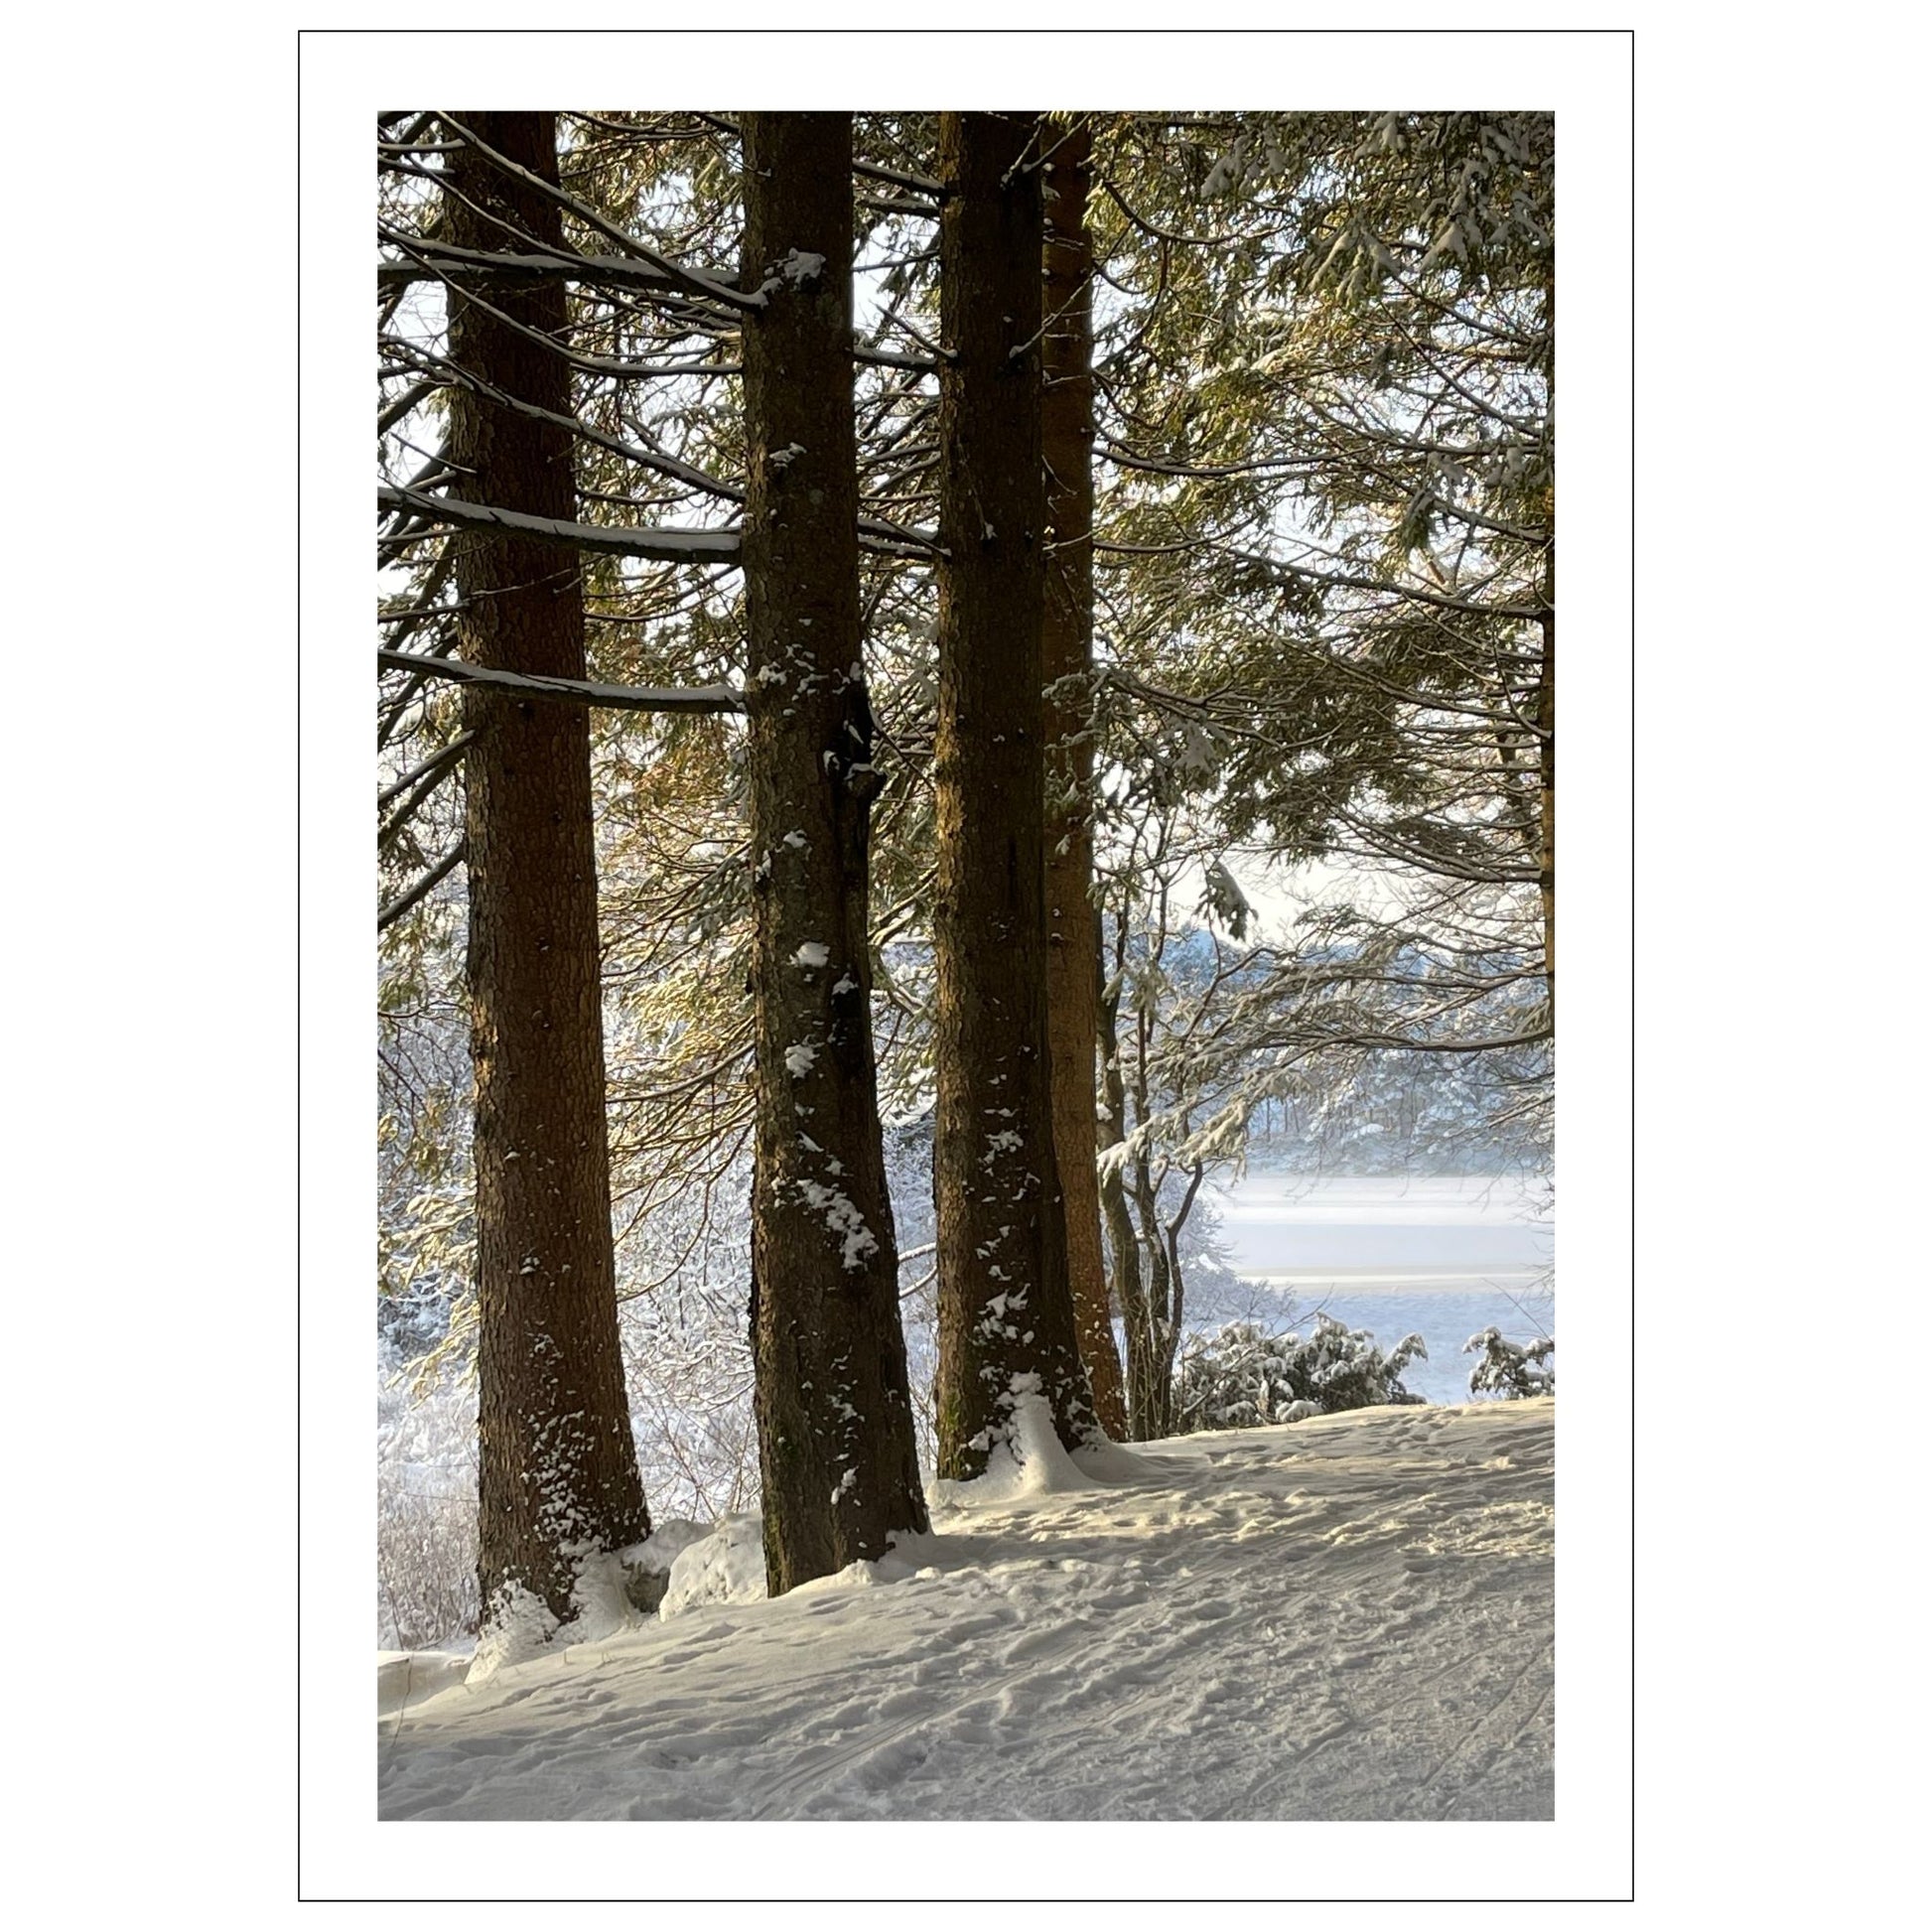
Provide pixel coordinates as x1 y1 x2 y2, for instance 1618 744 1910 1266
1247 553 1549 623
380 482 927 566
437 112 765 316
854 344 938 373
1102 440 1315 483
376 484 741 565
858 515 944 558
384 340 743 504
852 157 944 200
377 648 746 715
377 237 684 298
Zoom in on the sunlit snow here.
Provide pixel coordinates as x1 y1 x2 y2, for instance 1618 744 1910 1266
378 1400 1553 1821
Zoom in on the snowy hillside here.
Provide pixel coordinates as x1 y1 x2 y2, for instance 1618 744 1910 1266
378 1398 1554 1822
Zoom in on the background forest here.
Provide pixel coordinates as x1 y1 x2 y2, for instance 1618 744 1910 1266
375 108 1553 1652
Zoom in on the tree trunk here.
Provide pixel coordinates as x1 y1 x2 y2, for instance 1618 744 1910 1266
446 111 649 1631
1539 245 1556 1032
740 111 928 1594
1129 1151 1174 1440
1158 1160 1205 1415
1096 952 1160 1440
1040 113 1127 1439
1540 605 1555 1031
931 112 1099 1480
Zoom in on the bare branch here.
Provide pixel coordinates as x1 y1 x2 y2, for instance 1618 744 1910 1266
377 729 477 811
377 839 466 931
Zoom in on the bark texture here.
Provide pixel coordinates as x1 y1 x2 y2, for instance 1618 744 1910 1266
741 113 928 1592
932 112 1099 1480
1540 606 1555 1031
1039 114 1127 1437
446 112 649 1628
1539 253 1556 1030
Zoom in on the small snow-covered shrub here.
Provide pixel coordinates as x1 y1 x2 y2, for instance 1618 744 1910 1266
1464 1327 1555 1399
1173 1314 1428 1432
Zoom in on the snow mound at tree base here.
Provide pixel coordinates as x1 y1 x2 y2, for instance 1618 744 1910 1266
379 1400 1555 1823
376 1650 471 1719
933 1372 1106 1507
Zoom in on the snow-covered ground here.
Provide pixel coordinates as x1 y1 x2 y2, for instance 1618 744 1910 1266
377 1398 1553 1822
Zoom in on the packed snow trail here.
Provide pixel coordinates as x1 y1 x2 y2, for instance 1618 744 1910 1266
377 1401 1553 1821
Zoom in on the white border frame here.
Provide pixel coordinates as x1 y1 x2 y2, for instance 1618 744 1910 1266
302 28 1631 1902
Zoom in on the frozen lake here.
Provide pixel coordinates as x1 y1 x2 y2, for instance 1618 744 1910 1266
1202 1173 1554 1407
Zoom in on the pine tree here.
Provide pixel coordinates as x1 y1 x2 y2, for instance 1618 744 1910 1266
1040 113 1128 1438
931 112 1099 1479
443 111 650 1629
740 111 929 1591
1076 113 1553 1158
